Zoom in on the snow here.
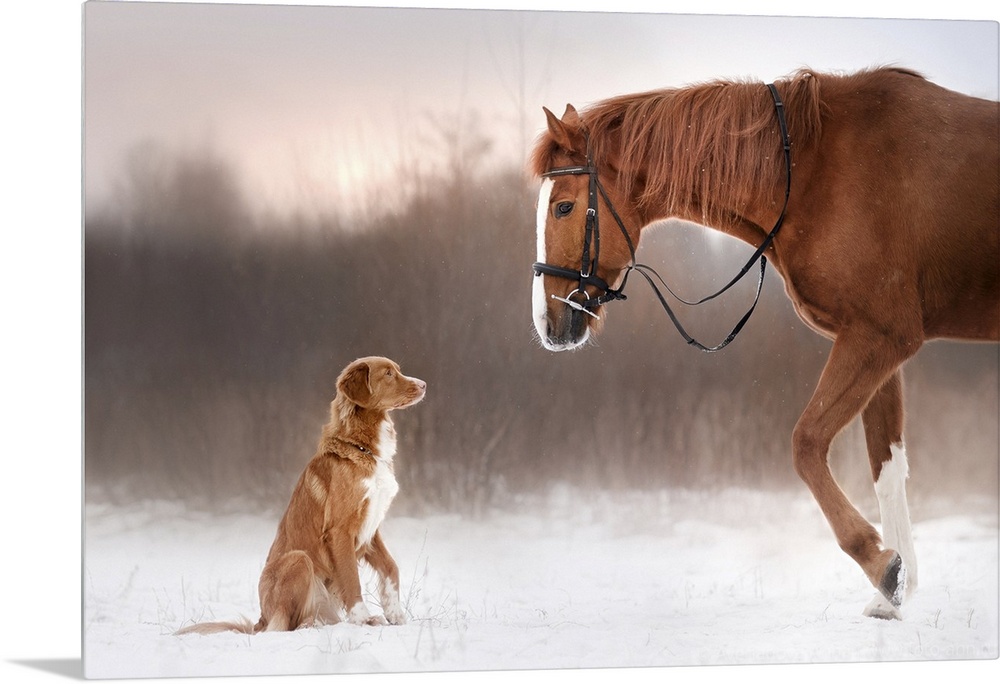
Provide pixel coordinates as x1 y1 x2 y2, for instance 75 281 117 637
83 486 998 680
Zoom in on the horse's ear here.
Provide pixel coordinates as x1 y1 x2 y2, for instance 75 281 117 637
560 103 581 126
543 104 585 154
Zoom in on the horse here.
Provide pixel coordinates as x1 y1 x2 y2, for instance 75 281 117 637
530 67 999 620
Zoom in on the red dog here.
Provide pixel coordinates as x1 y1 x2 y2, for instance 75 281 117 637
177 356 426 634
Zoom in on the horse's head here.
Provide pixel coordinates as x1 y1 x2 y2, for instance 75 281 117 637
531 104 637 352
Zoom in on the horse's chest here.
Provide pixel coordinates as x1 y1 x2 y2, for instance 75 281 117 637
789 295 837 338
779 268 840 339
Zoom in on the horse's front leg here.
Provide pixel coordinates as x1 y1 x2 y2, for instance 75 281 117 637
861 370 918 619
792 326 920 614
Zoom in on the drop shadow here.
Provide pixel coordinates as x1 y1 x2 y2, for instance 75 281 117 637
9 659 84 680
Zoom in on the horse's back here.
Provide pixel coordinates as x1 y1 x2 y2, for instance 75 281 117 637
894 74 998 339
799 70 999 341
817 69 996 228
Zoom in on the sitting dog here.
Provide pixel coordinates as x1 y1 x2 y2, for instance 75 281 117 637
177 356 426 634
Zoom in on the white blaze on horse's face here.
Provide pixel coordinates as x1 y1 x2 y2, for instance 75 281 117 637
532 178 554 343
533 177 591 352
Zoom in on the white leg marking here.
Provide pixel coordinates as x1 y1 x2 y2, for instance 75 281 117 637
875 443 917 594
532 178 554 343
380 578 406 625
864 443 917 619
347 601 378 626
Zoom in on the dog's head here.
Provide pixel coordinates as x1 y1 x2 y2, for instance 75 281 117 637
336 356 427 413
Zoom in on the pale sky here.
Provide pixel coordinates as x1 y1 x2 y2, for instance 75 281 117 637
83 1 999 219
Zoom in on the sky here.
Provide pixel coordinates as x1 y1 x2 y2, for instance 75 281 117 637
82 1 1000 220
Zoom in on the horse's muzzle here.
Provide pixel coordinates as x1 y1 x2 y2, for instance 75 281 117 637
540 300 593 351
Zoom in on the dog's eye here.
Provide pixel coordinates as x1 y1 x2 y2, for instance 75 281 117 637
554 201 574 218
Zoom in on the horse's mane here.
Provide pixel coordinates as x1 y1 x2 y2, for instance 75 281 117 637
531 68 841 225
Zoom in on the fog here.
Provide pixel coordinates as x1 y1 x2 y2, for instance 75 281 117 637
82 3 1000 519
84 138 999 517
83 5 1000 519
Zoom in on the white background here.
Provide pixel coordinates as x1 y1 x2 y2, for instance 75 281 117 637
3 2 998 683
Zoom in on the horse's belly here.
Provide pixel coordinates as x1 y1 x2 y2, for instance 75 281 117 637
924 298 1000 341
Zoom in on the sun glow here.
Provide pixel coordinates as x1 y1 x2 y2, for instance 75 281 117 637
238 124 406 224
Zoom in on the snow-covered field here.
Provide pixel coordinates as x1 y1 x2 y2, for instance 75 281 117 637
82 486 998 680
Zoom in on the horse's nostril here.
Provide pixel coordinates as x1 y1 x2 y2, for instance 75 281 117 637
545 305 587 346
569 309 589 341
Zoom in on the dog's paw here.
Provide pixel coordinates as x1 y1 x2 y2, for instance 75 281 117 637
381 589 406 625
346 602 374 626
384 607 406 625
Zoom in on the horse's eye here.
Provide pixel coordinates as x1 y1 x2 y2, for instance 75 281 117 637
554 202 574 218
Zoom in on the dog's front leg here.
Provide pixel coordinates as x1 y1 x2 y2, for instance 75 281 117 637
364 529 406 625
324 528 384 626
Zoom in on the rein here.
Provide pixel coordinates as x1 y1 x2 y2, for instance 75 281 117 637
533 82 792 352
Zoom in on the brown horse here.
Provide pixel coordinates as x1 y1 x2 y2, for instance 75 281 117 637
530 67 999 619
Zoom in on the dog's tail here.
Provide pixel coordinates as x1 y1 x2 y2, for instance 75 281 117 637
174 616 258 636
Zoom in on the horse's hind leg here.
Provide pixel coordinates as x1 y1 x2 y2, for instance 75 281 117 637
792 327 919 612
861 371 917 619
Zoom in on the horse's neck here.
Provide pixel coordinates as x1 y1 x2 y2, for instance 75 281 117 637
610 85 799 254
639 204 781 258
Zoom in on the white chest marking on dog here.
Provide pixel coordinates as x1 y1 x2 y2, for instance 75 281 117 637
532 178 554 342
376 419 397 459
358 420 399 548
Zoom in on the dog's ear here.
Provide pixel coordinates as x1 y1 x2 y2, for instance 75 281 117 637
337 361 372 406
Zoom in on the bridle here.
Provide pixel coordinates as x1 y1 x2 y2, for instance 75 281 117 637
532 83 792 352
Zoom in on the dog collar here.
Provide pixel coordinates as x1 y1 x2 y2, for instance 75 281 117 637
336 437 374 457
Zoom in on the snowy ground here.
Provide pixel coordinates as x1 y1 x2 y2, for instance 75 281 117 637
83 486 998 680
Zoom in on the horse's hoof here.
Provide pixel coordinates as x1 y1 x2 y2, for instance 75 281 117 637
877 552 906 607
864 595 903 620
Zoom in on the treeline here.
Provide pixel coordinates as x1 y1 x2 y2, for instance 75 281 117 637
84 150 999 515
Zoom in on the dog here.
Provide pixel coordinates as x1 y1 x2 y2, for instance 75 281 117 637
176 356 426 634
